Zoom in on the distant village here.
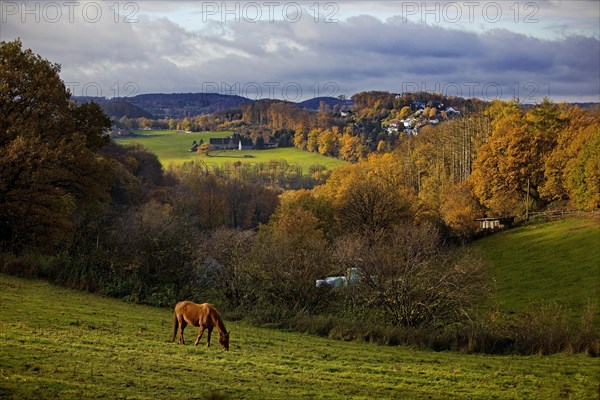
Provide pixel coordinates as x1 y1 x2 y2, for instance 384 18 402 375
382 100 462 136
109 98 463 146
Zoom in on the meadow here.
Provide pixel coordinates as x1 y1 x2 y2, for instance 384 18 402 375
1 273 598 399
472 217 600 319
112 130 347 171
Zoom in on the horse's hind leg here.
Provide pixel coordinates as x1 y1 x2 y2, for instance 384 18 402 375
172 314 179 343
194 326 206 346
179 319 187 345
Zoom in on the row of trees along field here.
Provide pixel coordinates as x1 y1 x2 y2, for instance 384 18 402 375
2 39 598 355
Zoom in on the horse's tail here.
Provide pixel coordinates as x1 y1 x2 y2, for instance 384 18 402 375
172 311 179 342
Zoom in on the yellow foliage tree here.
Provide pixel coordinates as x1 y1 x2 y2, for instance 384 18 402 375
317 127 341 156
440 181 485 239
471 100 562 216
540 106 600 209
399 106 412 119
339 133 366 163
307 128 321 153
315 154 416 237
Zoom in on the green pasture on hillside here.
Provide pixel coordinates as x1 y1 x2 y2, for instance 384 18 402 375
112 130 347 171
1 274 598 399
472 217 600 318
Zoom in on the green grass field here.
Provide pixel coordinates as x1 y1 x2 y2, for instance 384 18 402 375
112 130 347 171
1 274 598 399
472 217 600 317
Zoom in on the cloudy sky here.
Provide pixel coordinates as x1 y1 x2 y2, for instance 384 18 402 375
2 0 599 102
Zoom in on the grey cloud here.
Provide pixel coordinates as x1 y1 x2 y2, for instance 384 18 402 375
2 2 598 102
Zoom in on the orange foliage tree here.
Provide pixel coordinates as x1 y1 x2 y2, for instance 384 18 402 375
540 106 600 209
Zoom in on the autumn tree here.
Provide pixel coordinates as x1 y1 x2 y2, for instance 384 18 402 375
0 40 113 252
471 100 563 216
567 129 600 210
317 127 341 156
316 154 416 238
540 106 600 209
440 181 485 239
180 117 192 132
351 91 396 119
339 131 366 163
250 207 334 316
138 117 152 130
197 142 214 156
399 106 412 119
307 128 321 153
277 189 336 239
293 124 308 150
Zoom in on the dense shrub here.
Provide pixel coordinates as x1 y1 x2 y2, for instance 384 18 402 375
334 224 492 329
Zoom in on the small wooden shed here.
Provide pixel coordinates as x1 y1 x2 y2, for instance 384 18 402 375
476 216 515 231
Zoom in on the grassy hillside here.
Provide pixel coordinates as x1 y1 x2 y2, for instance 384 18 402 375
472 217 600 317
112 130 347 171
1 274 598 399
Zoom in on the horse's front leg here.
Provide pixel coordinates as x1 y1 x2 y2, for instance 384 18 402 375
194 326 206 346
206 328 213 348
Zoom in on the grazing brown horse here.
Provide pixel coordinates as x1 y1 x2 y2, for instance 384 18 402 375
172 301 230 350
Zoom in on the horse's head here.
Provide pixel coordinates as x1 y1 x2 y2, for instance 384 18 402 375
219 331 230 351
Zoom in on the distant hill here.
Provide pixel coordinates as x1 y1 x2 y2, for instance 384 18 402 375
571 102 600 110
74 93 355 119
72 96 154 119
101 99 155 119
126 93 253 118
521 102 599 110
76 92 598 119
74 93 253 119
297 96 353 111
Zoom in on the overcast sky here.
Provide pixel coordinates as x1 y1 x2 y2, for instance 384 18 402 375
2 0 599 102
